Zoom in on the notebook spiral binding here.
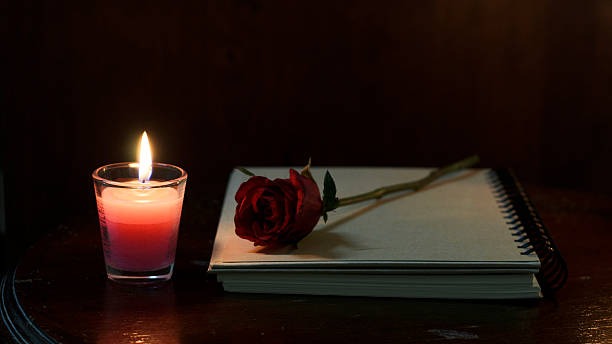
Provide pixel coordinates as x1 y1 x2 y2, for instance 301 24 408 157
487 168 568 296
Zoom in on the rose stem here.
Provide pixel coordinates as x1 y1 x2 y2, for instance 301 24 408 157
335 155 480 208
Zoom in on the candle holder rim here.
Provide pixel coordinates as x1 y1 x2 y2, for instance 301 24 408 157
92 162 187 188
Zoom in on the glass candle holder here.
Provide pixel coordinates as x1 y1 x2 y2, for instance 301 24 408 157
92 162 187 285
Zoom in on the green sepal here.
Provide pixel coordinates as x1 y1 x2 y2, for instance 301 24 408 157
300 157 315 182
236 167 256 177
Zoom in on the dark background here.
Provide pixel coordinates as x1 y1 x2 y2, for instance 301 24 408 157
2 1 612 268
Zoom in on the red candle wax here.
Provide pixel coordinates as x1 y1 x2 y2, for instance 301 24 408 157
96 181 184 272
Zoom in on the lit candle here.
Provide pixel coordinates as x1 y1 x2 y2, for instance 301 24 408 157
93 132 187 283
99 182 182 272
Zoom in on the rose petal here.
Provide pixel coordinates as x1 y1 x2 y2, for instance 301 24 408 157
235 206 256 242
248 188 267 214
257 193 273 218
273 178 298 203
288 169 323 242
273 178 298 236
235 176 271 203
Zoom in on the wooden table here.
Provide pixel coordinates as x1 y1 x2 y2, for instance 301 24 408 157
2 183 611 343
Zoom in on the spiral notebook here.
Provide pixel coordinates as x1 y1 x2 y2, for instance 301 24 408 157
208 167 567 299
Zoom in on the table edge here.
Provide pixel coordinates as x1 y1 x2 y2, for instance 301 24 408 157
1 267 59 344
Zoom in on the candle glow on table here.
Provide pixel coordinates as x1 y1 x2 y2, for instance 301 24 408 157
93 132 187 282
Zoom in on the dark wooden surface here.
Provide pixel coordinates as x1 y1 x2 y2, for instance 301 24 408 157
2 182 612 343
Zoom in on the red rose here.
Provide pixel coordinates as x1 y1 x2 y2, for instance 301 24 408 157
234 169 323 246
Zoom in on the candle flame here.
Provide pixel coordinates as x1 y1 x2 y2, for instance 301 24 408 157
139 131 152 183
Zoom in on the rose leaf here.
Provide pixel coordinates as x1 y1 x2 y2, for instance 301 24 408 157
322 170 339 222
